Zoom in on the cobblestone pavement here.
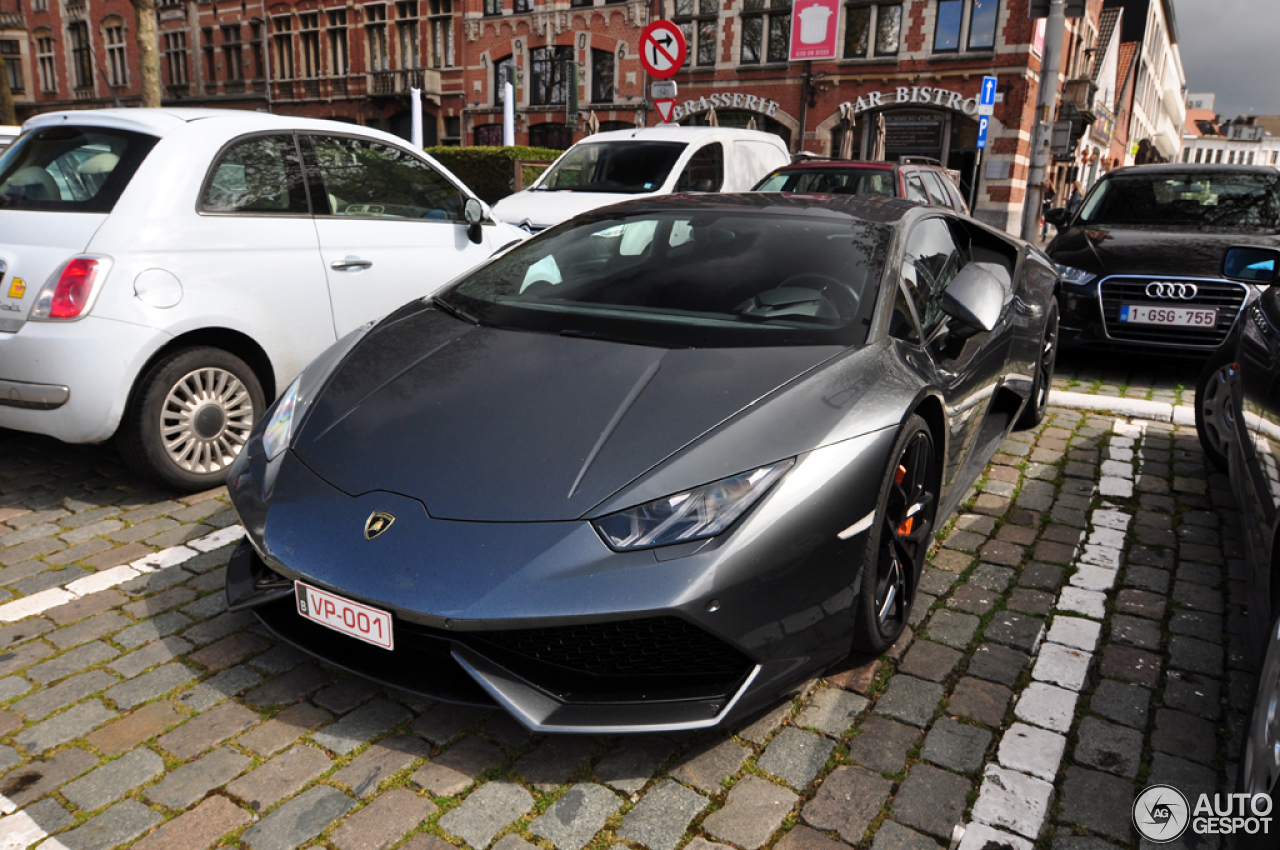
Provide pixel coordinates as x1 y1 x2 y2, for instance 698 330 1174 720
0 373 1251 850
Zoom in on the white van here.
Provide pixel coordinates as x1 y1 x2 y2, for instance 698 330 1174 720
493 126 790 232
0 126 20 152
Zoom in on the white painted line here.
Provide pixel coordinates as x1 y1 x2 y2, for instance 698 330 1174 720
1047 390 1175 421
1031 643 1092 691
997 723 1066 782
0 795 15 815
971 764 1054 839
0 526 244 624
0 809 48 849
956 822 1034 850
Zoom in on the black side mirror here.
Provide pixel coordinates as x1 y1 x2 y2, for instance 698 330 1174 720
1044 208 1068 228
1223 246 1280 284
691 178 715 193
941 262 1010 333
464 198 486 245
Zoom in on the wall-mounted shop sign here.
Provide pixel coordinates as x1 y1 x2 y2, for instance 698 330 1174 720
1091 106 1116 146
839 86 982 118
670 93 782 123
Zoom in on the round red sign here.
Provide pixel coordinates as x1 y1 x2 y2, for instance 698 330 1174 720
639 21 687 80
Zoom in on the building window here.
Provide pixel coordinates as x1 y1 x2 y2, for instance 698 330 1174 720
740 0 791 65
571 0 592 7
844 3 901 57
69 21 92 89
299 13 321 77
164 31 188 86
250 22 265 79
272 18 293 79
934 0 997 53
326 11 348 76
529 45 571 106
202 27 216 83
396 1 420 68
36 35 55 92
674 0 717 67
513 0 531 12
494 54 513 104
529 122 573 149
475 124 503 145
429 0 452 67
367 5 389 71
484 0 501 16
33 0 46 11
222 25 243 82
2 40 23 93
590 48 614 103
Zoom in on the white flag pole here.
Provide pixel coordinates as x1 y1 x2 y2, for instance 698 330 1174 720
503 81 515 146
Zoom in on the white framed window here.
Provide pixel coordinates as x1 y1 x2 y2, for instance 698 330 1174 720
104 24 127 87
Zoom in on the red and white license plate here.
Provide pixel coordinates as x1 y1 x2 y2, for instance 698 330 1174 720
1119 304 1218 327
295 581 394 650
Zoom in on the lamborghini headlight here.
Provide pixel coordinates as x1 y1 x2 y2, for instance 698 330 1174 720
1056 264 1097 286
593 460 794 551
262 379 299 461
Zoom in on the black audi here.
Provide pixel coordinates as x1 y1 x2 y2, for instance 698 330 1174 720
224 195 1059 733
1047 164 1280 354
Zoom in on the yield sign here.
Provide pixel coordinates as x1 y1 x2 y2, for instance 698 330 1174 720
655 99 677 123
639 21 687 80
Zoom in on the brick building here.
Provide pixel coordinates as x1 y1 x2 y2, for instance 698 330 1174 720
4 0 1121 232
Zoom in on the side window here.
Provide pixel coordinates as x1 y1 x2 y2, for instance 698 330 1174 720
889 281 921 342
904 172 929 205
675 142 724 192
903 218 963 338
201 135 309 214
921 172 951 208
309 135 464 220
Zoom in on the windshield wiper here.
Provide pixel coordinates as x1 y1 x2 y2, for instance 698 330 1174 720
559 328 687 348
433 297 481 326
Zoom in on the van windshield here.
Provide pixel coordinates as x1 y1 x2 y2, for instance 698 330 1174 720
1078 171 1280 231
536 141 686 194
0 126 157 213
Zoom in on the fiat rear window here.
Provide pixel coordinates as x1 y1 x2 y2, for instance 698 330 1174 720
0 126 157 213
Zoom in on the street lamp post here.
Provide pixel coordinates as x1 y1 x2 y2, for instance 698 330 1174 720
1021 0 1066 241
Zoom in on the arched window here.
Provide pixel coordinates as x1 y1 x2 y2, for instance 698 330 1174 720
101 16 128 87
493 55 513 105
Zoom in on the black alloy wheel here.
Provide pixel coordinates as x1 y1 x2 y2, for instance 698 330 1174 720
1195 349 1236 472
1016 304 1060 430
852 414 940 654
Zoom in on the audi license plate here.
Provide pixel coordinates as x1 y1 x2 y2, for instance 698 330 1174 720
1119 304 1217 328
295 581 393 650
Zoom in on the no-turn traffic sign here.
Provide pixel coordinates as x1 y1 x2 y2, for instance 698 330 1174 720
639 21 687 80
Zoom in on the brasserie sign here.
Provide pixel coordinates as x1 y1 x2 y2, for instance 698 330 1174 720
669 93 783 122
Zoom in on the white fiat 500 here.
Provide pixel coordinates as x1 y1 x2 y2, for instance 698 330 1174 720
0 108 525 490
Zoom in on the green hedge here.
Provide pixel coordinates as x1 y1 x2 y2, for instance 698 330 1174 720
425 145 564 204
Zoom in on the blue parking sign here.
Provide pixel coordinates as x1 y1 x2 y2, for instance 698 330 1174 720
977 115 990 150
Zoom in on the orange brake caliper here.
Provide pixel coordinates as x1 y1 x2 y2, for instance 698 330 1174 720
894 464 914 537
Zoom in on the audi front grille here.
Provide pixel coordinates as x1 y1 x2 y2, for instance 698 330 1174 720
1098 276 1250 348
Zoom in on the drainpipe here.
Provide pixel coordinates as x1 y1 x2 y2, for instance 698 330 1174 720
258 2 273 112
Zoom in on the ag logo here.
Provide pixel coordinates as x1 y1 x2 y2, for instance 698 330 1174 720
1133 784 1190 843
364 511 395 540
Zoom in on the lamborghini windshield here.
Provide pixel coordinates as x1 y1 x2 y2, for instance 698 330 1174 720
436 209 891 348
1077 171 1280 231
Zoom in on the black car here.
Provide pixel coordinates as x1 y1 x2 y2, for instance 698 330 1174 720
1047 165 1280 354
223 194 1059 733
1193 245 1280 840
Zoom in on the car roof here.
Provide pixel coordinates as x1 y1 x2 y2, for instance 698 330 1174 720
575 126 788 144
772 160 898 172
1103 163 1280 178
575 192 921 225
20 108 415 149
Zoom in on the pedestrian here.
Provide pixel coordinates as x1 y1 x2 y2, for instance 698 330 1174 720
1041 183 1057 238
1066 182 1084 218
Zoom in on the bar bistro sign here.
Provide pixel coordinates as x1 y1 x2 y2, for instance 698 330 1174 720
670 93 783 122
841 86 983 117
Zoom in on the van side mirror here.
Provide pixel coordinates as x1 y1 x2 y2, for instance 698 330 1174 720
464 197 486 245
1044 208 1068 228
941 262 1010 333
691 179 715 193
1223 246 1280 284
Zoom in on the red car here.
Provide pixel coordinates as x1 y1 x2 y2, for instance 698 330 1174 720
753 159 970 214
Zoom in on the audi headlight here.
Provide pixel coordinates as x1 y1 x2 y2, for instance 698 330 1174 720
593 460 794 551
1056 264 1097 286
262 379 299 461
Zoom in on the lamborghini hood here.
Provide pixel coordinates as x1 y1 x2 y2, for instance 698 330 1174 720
292 307 841 522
